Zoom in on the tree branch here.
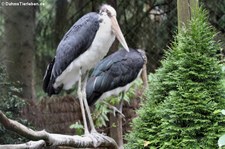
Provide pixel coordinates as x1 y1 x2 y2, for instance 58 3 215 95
0 140 46 149
0 110 118 149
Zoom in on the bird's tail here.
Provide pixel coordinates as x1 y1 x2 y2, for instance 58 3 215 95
43 58 60 96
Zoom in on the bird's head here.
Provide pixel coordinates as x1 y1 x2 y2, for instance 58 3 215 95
99 4 129 52
99 4 117 17
137 49 147 64
137 49 148 90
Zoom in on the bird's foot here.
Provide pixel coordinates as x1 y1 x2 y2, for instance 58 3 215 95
92 133 115 147
84 133 99 147
84 130 114 148
103 101 125 118
111 106 125 118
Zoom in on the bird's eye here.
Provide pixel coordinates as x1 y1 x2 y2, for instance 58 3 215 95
106 10 112 17
99 18 103 23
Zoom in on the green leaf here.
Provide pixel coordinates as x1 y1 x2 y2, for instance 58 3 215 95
214 109 222 114
69 122 84 130
69 122 84 135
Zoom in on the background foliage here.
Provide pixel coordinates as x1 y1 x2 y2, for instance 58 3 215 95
0 65 28 144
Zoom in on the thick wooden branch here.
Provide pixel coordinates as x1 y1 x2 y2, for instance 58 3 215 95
0 110 118 149
0 140 46 149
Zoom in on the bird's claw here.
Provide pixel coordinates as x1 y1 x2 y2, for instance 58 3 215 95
112 107 125 118
85 132 112 147
102 101 125 118
84 133 99 147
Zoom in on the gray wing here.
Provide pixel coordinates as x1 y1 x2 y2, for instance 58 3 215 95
86 49 145 105
43 12 100 96
53 12 100 78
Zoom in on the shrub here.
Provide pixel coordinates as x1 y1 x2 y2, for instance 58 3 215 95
125 8 225 149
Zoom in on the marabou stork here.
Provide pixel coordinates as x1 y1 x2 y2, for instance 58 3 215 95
43 4 129 135
86 48 147 113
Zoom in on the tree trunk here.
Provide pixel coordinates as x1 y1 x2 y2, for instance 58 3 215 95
74 0 87 15
3 0 36 102
177 0 199 31
109 107 123 149
55 0 68 46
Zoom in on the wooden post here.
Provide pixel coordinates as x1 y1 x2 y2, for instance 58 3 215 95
177 0 199 31
110 112 123 149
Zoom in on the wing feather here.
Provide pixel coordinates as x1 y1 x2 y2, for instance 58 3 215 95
43 12 100 96
86 49 145 105
53 12 100 77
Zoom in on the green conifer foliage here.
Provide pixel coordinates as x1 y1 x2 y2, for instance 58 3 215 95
125 8 225 149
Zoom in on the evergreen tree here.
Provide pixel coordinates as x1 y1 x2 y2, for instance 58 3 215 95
125 8 225 149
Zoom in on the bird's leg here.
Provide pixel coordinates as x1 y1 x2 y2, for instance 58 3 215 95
118 92 125 113
81 73 114 146
77 69 89 135
82 73 97 133
102 101 125 118
82 73 104 147
103 92 126 118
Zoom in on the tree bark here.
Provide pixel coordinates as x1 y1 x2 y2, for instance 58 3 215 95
110 112 123 149
55 0 68 46
2 0 36 101
0 140 46 149
0 110 118 149
177 0 199 31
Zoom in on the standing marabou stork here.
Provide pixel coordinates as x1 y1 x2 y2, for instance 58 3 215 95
86 48 147 111
43 4 129 135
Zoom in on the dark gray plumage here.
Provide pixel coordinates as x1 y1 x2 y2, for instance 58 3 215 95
86 48 146 106
43 12 100 96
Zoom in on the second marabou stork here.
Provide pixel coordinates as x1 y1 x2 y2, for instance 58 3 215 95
86 48 147 113
43 4 129 135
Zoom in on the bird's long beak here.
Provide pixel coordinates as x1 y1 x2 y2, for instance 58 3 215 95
111 16 129 52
